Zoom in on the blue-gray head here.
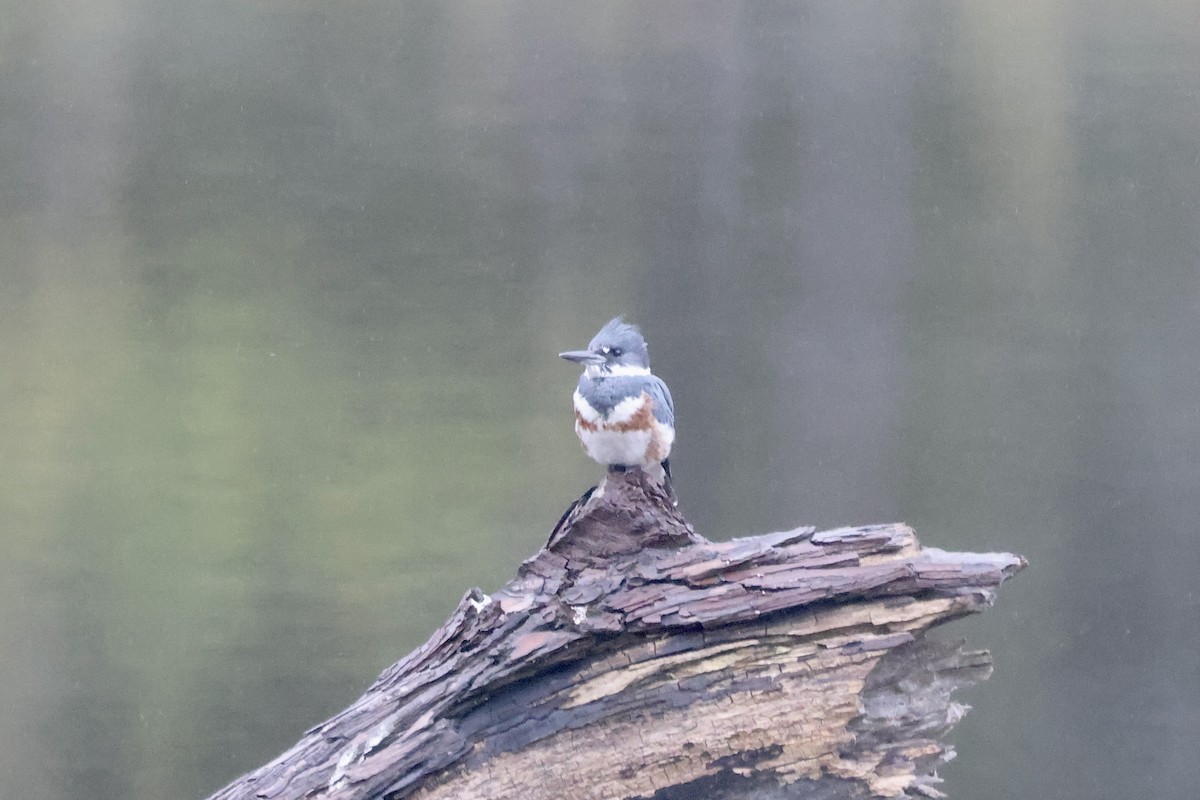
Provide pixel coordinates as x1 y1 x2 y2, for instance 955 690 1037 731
559 317 651 375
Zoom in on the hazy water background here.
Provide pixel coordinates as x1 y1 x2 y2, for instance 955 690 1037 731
2 2 1198 798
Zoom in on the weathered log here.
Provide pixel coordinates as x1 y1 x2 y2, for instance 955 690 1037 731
207 468 1025 800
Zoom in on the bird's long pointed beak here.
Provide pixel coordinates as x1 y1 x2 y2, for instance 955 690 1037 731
559 349 605 365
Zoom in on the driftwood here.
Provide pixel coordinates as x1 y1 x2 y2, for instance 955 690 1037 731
208 469 1025 800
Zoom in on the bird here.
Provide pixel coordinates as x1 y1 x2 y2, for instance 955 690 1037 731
559 317 675 487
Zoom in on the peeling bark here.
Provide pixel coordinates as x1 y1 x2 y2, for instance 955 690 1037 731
207 468 1025 800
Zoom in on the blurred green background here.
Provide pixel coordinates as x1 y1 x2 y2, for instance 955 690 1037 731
2 2 1198 798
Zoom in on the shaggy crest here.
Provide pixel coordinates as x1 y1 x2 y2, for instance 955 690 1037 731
588 317 650 365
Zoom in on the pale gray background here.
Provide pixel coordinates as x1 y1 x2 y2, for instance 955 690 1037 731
2 2 1198 799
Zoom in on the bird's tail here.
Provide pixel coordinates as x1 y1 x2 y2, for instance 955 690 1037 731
661 458 677 507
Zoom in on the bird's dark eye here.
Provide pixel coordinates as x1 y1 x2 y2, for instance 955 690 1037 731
610 348 623 358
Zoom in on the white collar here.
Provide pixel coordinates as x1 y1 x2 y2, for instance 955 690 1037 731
585 363 652 378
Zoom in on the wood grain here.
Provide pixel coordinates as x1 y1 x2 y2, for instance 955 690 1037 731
207 468 1024 800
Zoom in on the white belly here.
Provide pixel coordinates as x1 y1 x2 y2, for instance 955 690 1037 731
572 389 674 468
577 426 654 466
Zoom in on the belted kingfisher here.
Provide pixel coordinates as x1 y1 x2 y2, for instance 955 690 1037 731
560 317 675 485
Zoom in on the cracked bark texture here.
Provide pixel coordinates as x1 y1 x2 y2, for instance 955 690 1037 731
206 468 1025 800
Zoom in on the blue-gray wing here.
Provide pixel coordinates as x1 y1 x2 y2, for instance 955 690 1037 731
644 375 675 428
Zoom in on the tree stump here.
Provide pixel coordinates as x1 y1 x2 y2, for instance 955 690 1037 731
207 469 1025 800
